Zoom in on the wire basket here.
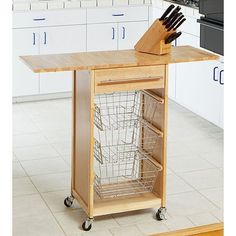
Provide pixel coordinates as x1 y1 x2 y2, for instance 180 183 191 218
94 152 162 199
93 90 163 199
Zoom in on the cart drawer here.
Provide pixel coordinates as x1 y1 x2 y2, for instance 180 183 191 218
94 65 165 93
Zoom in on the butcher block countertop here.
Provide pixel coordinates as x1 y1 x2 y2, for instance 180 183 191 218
21 46 218 73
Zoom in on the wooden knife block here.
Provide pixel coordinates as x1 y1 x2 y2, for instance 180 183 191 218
135 19 175 55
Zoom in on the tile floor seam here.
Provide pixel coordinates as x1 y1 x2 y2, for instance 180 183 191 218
170 171 223 211
26 170 70 178
25 166 68 236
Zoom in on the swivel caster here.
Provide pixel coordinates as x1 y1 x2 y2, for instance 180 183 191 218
156 207 167 221
82 218 93 231
64 196 74 208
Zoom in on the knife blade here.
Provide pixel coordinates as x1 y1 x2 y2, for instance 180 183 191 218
167 14 184 31
163 6 181 26
165 12 182 30
173 18 186 31
165 31 182 44
159 4 175 21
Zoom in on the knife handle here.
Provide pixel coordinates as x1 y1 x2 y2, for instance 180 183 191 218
165 13 182 29
165 31 182 44
159 4 175 21
163 6 181 25
167 15 184 31
173 18 186 30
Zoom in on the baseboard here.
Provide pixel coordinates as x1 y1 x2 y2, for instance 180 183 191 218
13 92 72 103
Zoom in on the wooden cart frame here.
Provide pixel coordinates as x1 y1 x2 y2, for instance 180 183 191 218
20 46 218 230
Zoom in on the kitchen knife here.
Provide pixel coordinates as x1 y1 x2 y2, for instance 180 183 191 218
159 4 175 21
165 12 182 30
167 15 184 31
173 18 186 30
165 31 182 44
163 6 181 25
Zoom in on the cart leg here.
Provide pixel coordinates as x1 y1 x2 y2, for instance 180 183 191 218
82 217 94 231
156 207 167 221
64 196 74 208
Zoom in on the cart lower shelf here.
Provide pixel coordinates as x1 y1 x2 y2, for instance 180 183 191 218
93 192 161 216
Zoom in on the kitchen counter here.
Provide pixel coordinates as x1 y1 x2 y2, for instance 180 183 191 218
21 46 218 73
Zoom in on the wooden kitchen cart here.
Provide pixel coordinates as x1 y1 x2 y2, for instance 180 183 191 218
21 46 218 231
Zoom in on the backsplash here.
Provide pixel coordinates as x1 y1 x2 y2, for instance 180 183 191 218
12 0 152 11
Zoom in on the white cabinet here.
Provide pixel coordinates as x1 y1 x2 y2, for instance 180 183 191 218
39 25 86 94
87 21 148 51
87 23 117 52
13 28 39 96
118 21 148 50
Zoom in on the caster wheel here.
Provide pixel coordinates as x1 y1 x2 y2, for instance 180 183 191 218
156 207 167 221
64 196 73 208
82 220 93 231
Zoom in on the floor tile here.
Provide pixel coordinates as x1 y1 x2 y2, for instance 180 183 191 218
179 169 223 190
53 210 87 235
13 214 65 236
42 129 71 143
109 225 143 236
14 144 60 161
136 220 169 235
13 177 38 196
30 172 71 192
42 189 80 213
164 216 195 231
13 133 49 148
167 191 219 217
13 118 39 135
200 151 224 168
168 155 215 173
13 194 51 218
167 142 193 157
167 173 194 195
199 188 223 209
13 162 27 178
51 142 71 156
82 229 112 236
20 158 69 176
211 209 224 222
112 209 156 226
187 212 220 226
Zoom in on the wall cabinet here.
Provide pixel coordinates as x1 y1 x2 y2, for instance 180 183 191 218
87 21 148 51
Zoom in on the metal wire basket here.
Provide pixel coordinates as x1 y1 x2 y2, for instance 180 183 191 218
93 91 163 199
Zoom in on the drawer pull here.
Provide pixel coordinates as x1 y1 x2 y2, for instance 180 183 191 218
97 77 163 86
33 18 46 21
112 13 124 17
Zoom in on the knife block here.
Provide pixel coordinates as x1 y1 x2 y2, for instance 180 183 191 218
134 19 175 55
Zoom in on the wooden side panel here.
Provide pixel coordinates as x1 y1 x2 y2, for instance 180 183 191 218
143 65 168 206
72 70 95 217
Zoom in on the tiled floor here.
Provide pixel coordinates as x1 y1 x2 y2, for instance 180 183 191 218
13 98 224 236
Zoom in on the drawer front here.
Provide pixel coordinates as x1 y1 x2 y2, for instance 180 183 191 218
13 9 86 29
87 6 149 24
94 65 165 93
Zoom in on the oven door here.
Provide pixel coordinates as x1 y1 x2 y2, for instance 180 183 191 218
198 19 224 55
199 0 224 22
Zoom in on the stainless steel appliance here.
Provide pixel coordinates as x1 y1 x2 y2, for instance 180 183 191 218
197 0 224 55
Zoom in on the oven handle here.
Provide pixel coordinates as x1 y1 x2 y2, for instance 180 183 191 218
197 19 224 31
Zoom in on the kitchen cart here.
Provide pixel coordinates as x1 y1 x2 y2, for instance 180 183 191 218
21 46 217 231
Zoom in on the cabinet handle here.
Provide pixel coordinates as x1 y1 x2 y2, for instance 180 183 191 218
122 27 125 39
33 33 36 45
44 32 47 45
112 27 115 40
33 18 46 21
213 66 219 81
112 13 124 17
219 70 224 85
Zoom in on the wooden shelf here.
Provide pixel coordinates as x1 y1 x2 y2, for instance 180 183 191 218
93 192 161 217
